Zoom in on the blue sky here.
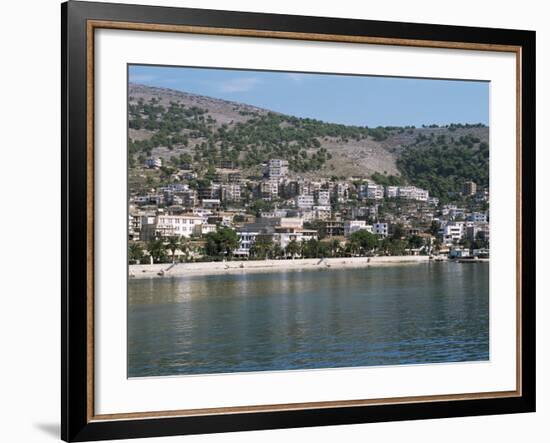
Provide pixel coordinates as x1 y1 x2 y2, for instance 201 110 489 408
129 65 489 127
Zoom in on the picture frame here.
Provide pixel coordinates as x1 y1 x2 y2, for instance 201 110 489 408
61 1 536 441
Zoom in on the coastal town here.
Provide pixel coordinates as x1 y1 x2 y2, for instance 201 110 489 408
128 156 489 269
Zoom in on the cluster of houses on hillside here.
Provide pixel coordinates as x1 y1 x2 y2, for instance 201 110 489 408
130 158 489 260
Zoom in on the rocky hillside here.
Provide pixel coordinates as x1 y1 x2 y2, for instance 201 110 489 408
128 83 489 196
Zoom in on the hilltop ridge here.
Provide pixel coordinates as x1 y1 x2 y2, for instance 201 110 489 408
128 83 489 197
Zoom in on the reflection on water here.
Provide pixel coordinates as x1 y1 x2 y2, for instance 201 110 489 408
128 262 489 377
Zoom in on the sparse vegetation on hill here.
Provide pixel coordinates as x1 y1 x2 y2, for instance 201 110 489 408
128 83 489 192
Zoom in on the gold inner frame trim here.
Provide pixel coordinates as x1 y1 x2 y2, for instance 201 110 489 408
86 19 523 423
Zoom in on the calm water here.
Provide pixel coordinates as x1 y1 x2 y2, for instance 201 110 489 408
128 262 489 377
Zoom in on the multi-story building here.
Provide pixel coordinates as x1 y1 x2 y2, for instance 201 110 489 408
463 181 477 196
296 194 314 209
385 186 399 198
373 222 389 237
145 157 162 169
227 172 242 183
260 180 279 201
220 184 241 203
415 188 429 201
234 228 261 257
129 212 157 241
264 159 289 180
312 205 331 220
155 214 205 238
198 184 220 201
397 186 429 201
202 199 221 209
440 222 465 244
448 207 466 220
179 189 198 207
315 189 331 206
273 227 318 251
467 212 488 223
324 220 345 237
466 223 490 243
366 184 384 200
344 220 374 237
333 182 349 202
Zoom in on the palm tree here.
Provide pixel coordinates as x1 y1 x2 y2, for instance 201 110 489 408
250 234 274 260
179 237 190 261
128 242 144 264
330 239 341 257
147 239 166 264
272 244 284 259
286 239 301 259
166 236 181 263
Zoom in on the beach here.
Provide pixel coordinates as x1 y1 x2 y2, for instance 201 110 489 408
129 255 431 278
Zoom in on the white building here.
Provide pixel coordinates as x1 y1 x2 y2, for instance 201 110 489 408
449 207 466 219
366 184 384 200
274 228 318 251
441 222 465 244
385 186 399 198
373 222 389 237
145 157 162 169
198 223 217 235
415 188 429 201
156 214 205 238
316 189 331 206
296 194 314 209
202 199 221 209
265 159 289 179
234 230 260 257
398 186 429 201
344 220 374 237
467 212 488 223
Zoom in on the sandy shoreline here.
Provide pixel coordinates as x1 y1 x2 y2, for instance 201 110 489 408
129 256 431 279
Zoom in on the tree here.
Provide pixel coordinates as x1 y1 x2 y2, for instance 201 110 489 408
391 223 406 240
330 239 341 257
304 220 327 239
166 236 181 263
429 220 440 236
408 235 425 249
302 239 321 258
128 242 144 264
218 228 240 258
350 230 378 253
286 239 301 259
147 239 166 263
250 234 274 259
272 243 284 259
204 228 240 259
249 199 273 217
346 239 361 256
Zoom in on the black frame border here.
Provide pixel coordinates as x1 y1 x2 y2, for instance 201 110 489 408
62 1 536 441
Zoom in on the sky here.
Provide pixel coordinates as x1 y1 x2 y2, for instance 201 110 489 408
129 64 489 127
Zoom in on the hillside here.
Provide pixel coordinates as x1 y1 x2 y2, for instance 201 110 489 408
128 83 489 197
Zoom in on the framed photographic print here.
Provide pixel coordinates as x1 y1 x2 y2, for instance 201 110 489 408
61 1 536 441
